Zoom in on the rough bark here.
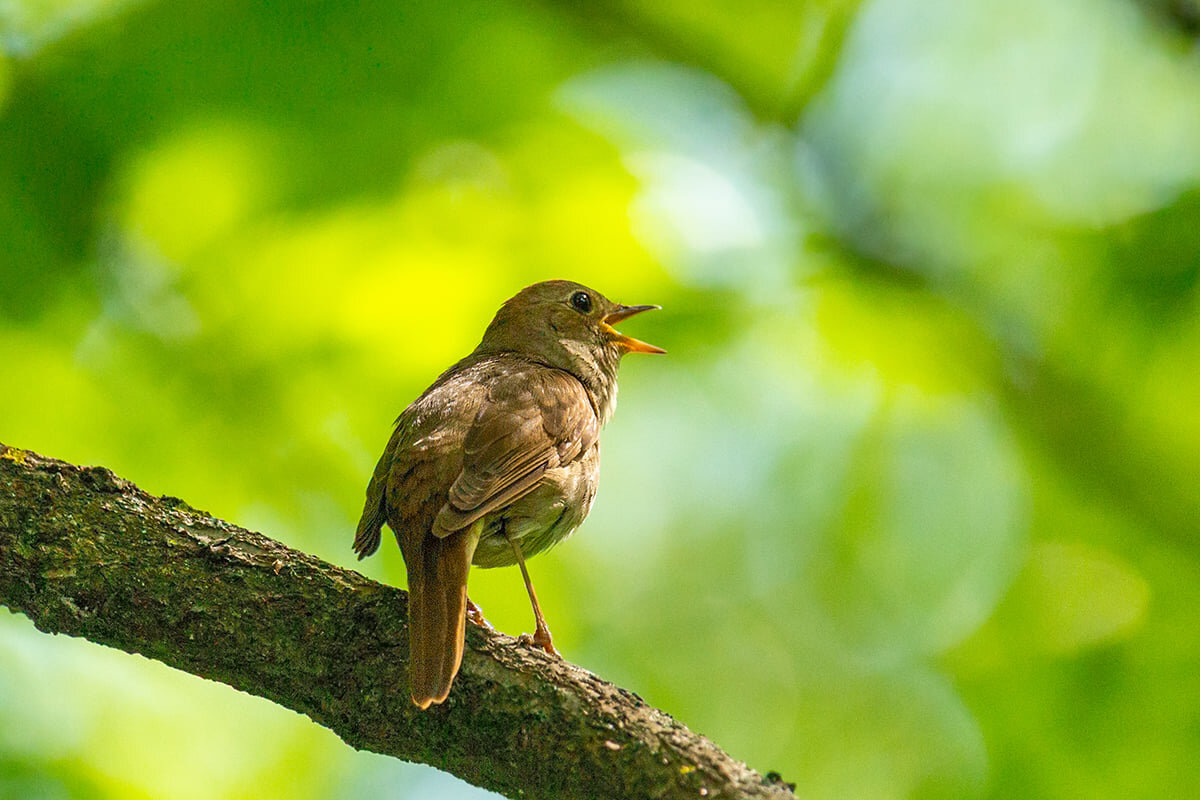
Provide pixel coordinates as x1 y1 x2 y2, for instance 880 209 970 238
0 443 796 800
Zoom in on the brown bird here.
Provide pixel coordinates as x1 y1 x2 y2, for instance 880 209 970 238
354 280 664 708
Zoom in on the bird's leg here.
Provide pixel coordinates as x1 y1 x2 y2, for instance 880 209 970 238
505 532 560 657
465 598 494 631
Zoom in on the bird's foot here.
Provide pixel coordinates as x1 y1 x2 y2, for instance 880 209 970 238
518 627 560 658
466 599 495 631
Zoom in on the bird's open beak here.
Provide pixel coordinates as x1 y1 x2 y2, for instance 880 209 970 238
602 305 666 355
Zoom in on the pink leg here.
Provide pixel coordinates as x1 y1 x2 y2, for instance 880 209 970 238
506 536 560 657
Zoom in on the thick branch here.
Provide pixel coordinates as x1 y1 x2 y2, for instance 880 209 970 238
0 443 795 800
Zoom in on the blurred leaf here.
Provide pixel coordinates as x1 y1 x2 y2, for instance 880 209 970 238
1012 542 1150 655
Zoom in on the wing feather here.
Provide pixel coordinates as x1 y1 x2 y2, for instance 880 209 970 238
433 368 598 536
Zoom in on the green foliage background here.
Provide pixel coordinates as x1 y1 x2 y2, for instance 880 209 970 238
2 0 1199 797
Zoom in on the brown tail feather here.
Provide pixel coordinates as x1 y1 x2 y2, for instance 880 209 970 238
408 523 480 709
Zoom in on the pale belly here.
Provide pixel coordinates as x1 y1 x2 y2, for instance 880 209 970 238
470 446 599 569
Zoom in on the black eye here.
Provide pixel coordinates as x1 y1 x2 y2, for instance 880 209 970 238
570 291 592 313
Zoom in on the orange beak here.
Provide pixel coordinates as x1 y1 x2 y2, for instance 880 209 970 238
602 305 666 355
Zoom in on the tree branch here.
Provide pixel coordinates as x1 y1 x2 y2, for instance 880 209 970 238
0 443 795 800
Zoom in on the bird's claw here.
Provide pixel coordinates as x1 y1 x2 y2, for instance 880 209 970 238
518 630 560 657
466 599 494 631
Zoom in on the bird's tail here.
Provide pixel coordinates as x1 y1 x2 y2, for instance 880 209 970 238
407 523 481 709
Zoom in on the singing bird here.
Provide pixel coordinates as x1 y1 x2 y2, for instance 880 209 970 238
354 280 664 708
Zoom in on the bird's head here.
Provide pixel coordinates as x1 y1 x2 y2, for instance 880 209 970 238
475 280 664 408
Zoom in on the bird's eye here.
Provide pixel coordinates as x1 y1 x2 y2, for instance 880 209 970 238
570 291 592 313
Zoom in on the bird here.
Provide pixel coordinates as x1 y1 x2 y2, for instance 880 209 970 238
353 279 664 708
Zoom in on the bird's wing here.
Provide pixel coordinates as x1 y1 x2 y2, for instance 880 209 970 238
433 367 598 536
